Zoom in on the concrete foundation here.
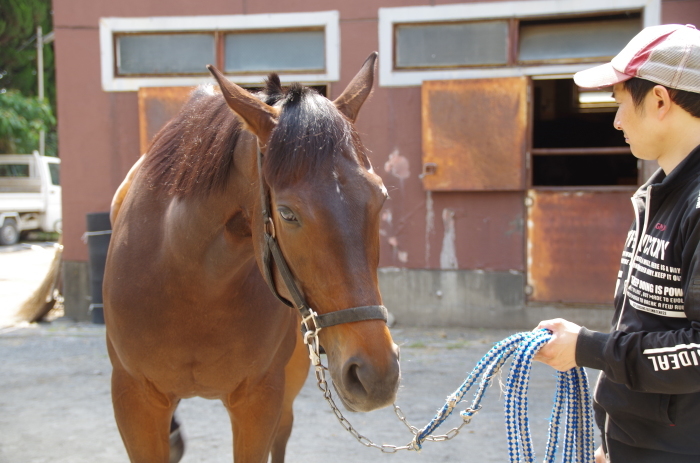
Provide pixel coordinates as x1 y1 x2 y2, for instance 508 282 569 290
58 262 614 330
378 267 613 331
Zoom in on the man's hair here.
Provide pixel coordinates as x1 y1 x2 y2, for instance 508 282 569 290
623 78 700 118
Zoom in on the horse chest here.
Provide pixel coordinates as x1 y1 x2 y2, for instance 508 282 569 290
109 289 297 394
163 346 285 399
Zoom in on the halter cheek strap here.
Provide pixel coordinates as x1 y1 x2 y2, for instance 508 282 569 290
256 146 388 331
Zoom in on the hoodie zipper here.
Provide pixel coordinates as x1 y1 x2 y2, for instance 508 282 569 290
604 186 652 457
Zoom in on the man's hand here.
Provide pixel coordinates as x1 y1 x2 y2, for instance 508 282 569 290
534 318 582 371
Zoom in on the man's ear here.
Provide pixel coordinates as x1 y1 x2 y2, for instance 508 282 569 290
652 84 672 120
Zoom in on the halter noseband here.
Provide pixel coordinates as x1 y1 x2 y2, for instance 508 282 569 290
256 146 388 336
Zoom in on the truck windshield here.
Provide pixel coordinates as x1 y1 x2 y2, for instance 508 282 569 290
0 164 30 177
48 163 60 186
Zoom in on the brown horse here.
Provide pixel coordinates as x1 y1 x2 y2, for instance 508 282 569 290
103 53 401 463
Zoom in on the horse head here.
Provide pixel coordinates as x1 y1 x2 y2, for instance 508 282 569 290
207 53 400 412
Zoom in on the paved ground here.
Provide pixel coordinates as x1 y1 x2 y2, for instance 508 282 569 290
0 243 602 463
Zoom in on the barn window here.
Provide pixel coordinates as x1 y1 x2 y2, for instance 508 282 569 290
518 14 641 64
392 12 641 71
395 20 509 69
378 0 658 87
116 33 215 76
100 12 339 91
224 29 325 73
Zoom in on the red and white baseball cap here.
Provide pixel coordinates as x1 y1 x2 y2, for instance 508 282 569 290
574 23 700 92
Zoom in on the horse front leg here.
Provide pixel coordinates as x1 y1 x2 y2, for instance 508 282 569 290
108 339 178 463
270 326 310 463
223 370 286 463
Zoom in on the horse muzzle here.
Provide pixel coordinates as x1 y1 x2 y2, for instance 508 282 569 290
328 341 401 413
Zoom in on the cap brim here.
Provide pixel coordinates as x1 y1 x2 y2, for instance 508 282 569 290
574 63 632 89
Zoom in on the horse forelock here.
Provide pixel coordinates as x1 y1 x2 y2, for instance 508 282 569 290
263 84 366 190
141 86 243 197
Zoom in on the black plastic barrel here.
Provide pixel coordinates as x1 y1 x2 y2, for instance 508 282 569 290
86 212 111 324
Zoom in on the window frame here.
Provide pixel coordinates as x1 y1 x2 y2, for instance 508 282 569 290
378 0 660 87
100 11 340 92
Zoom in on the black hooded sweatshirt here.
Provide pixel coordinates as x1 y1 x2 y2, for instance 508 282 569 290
577 144 700 455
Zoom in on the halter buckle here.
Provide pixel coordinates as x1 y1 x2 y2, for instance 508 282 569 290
301 309 323 365
301 309 321 338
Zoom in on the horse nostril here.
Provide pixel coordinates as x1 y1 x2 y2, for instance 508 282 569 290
334 349 400 412
342 359 368 397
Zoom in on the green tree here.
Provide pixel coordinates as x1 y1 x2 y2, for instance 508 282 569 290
0 89 55 153
0 0 56 155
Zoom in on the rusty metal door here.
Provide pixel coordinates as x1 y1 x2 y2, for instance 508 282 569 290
420 75 635 305
137 87 195 153
526 189 634 304
421 77 529 191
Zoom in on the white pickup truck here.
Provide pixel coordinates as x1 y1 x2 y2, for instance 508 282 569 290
0 152 61 245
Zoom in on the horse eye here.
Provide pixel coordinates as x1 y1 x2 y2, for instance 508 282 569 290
277 207 297 222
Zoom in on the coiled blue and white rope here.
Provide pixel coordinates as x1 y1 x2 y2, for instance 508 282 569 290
413 329 595 463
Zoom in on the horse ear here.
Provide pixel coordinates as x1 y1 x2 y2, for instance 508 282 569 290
333 52 377 123
207 65 278 144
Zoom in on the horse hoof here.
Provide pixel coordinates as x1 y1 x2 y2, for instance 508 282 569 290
169 427 185 463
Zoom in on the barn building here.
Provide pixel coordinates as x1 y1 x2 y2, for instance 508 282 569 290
53 0 700 328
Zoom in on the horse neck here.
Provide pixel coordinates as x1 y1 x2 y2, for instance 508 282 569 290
156 135 261 282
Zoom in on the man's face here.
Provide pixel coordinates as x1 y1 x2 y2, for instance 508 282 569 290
612 82 658 162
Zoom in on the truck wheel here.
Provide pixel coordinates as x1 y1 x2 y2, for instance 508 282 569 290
0 219 19 246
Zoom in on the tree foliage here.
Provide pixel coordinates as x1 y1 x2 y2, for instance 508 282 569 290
0 89 55 154
0 0 56 155
0 0 54 102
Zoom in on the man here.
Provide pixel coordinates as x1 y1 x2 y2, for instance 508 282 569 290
534 24 700 462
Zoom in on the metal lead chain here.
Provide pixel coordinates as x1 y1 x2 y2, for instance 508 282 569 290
303 328 594 462
302 328 470 453
394 404 468 443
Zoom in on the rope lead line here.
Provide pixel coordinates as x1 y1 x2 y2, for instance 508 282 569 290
305 328 596 461
412 329 595 462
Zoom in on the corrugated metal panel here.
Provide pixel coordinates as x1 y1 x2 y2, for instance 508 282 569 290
527 189 634 304
421 77 529 191
137 87 194 154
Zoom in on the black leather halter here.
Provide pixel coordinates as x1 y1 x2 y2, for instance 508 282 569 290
256 146 388 333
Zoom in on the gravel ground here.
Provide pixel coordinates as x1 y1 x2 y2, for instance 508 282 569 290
0 322 601 463
0 243 601 462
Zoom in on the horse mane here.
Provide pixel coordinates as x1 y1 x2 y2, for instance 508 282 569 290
141 85 243 197
142 74 366 196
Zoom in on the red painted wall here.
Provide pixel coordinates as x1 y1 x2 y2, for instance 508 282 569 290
53 0 700 274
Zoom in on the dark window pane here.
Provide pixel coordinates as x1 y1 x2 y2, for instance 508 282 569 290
48 163 60 186
117 34 215 75
0 164 30 177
